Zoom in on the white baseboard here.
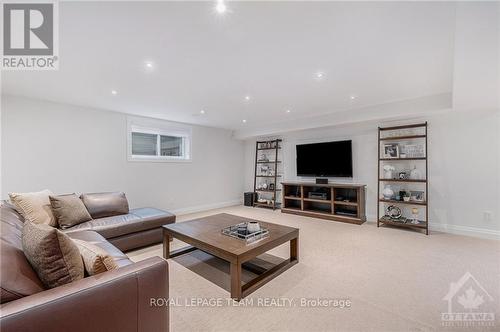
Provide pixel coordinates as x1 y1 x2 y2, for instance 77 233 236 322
366 216 499 240
429 223 500 240
170 199 242 216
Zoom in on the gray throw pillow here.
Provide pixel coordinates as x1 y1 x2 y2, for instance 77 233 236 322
22 222 84 289
80 192 129 219
49 194 92 229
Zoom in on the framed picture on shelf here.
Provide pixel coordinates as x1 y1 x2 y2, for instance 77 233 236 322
383 144 399 158
410 190 425 202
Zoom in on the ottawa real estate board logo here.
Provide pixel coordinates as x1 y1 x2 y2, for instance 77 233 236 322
2 2 59 70
441 272 496 328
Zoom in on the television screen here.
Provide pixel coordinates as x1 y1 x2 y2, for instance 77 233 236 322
296 140 352 177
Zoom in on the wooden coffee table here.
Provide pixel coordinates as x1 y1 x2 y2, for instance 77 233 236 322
162 213 299 300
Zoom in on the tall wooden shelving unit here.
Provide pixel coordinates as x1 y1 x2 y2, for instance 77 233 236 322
253 139 282 210
377 123 429 235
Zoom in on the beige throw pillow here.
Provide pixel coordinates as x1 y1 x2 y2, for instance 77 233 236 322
22 222 84 289
9 190 57 227
73 239 118 275
49 194 92 229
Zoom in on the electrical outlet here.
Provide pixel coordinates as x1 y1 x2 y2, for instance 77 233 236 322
483 211 492 222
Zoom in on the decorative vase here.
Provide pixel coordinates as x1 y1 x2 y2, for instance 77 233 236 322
384 170 393 179
382 185 394 200
410 166 422 180
247 221 261 233
411 208 419 224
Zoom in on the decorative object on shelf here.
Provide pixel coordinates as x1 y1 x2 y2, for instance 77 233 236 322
386 205 402 218
403 191 411 202
411 208 420 224
382 185 394 199
410 191 425 202
258 154 269 162
403 144 425 158
269 183 275 190
398 171 409 179
409 166 422 180
259 165 270 174
380 215 407 223
383 144 399 158
383 165 396 179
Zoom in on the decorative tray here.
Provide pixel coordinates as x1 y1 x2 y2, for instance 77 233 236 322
221 222 269 243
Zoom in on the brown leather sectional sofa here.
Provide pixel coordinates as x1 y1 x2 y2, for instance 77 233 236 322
0 193 175 332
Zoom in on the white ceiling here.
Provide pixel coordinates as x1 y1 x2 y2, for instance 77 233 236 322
1 1 456 133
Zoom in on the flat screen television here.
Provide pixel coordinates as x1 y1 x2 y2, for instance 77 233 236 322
296 140 352 177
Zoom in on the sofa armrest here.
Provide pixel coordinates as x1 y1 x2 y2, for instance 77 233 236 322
0 257 168 332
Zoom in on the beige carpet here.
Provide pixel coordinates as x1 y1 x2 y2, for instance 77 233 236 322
128 205 500 332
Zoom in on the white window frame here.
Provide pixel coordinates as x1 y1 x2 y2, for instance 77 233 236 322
127 116 192 162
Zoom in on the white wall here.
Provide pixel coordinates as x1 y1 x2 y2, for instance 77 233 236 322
244 109 500 239
1 96 244 214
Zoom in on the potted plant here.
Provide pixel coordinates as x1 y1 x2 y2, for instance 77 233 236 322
403 191 411 202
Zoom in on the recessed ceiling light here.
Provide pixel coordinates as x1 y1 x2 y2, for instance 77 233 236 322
244 95 251 101
215 1 227 14
111 90 118 95
315 71 324 80
350 95 357 100
200 110 206 114
242 119 247 123
286 109 291 113
144 61 154 69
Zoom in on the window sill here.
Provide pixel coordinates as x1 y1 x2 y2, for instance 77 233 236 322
127 156 192 163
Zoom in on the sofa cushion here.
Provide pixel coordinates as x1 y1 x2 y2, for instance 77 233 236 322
80 192 129 219
49 194 92 229
72 239 118 275
63 208 175 240
0 240 45 304
9 190 57 227
129 207 176 224
0 201 25 250
66 230 132 268
22 222 84 289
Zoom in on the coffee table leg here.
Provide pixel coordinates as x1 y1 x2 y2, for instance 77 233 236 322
290 236 299 262
163 229 170 259
230 260 242 300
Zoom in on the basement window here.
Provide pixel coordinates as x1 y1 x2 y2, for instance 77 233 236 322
127 117 192 162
